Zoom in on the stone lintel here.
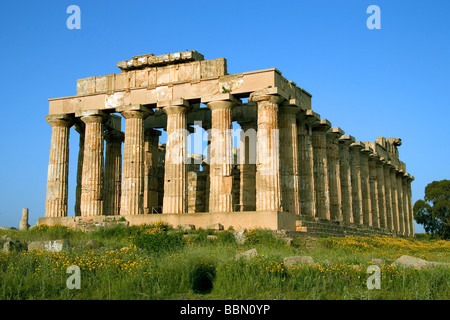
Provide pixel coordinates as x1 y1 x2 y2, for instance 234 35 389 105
157 98 190 109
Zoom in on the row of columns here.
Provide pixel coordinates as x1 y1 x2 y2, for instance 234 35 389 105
44 91 414 236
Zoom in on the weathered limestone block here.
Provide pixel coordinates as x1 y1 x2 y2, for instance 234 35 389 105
283 256 315 267
45 114 74 218
236 248 257 260
28 240 70 252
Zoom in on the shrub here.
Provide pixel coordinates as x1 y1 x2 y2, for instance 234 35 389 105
133 228 184 255
28 224 73 239
244 228 284 246
191 259 216 294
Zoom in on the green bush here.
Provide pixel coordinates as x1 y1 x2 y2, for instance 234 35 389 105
191 259 216 294
133 229 184 254
244 228 284 246
28 224 73 239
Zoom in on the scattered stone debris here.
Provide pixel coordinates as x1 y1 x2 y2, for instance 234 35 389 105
283 256 315 267
236 248 257 260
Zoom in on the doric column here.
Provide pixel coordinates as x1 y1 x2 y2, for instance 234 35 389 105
249 90 284 212
160 99 190 214
79 110 107 217
339 135 355 224
360 144 372 226
202 120 212 212
312 118 331 220
402 174 410 236
279 99 303 215
376 157 387 229
73 120 85 217
238 121 257 211
383 162 393 231
117 105 152 215
44 114 74 218
406 174 415 237
396 171 405 235
143 128 161 214
349 141 364 224
327 127 344 221
297 110 318 217
103 128 124 216
203 94 239 212
390 166 400 233
368 154 380 228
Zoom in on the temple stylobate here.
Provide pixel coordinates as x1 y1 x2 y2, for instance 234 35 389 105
40 51 415 237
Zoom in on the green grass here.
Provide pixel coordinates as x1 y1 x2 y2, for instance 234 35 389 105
0 225 449 300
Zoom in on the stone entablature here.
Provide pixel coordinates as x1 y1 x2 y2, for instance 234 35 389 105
41 51 415 237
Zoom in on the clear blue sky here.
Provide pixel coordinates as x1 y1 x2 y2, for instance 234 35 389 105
0 0 449 233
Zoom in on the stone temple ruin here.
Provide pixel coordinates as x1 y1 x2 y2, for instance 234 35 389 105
39 51 415 237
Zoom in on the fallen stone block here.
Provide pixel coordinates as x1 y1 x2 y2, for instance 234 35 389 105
236 248 257 260
28 240 70 252
283 256 315 267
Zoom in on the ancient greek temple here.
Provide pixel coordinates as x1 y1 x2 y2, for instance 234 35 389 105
39 51 415 237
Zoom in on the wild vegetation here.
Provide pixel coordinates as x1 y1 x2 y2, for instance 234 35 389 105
0 223 449 300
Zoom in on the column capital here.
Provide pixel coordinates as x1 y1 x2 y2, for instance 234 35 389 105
299 109 320 125
339 134 355 146
45 114 74 127
117 105 153 119
73 119 85 134
144 128 162 138
350 140 365 150
201 93 240 110
104 129 124 143
280 98 306 115
312 118 331 132
158 98 191 115
78 110 108 124
327 126 345 137
249 87 286 104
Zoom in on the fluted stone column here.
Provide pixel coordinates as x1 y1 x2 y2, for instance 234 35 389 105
73 120 85 217
103 128 124 216
279 100 303 215
45 114 74 218
249 91 284 212
203 120 212 212
312 119 331 220
383 163 393 231
238 121 257 211
144 128 161 214
297 110 318 217
80 110 106 217
203 94 238 213
327 127 344 221
396 171 405 235
118 105 152 215
368 154 380 228
160 99 190 214
360 145 372 226
402 174 410 236
406 174 415 237
350 141 364 225
376 158 387 229
339 135 355 224
390 166 400 233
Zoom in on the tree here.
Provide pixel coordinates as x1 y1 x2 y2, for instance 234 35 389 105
414 179 450 239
